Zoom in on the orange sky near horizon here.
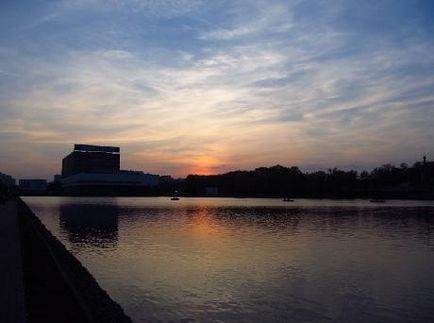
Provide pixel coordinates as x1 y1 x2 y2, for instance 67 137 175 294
0 1 433 180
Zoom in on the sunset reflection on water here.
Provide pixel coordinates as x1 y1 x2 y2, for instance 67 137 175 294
24 197 434 323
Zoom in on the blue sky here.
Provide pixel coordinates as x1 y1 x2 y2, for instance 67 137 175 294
1 0 434 179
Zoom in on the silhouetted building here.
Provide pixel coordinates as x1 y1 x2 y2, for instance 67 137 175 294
0 172 16 187
61 172 159 188
60 144 160 195
19 179 47 192
62 144 120 177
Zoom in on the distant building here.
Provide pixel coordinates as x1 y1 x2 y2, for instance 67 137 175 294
60 144 160 195
61 172 159 188
19 179 47 192
0 172 16 188
62 144 120 177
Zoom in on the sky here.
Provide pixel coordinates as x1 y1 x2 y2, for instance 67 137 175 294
1 0 434 179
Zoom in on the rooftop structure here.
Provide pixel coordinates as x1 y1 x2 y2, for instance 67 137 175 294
74 144 120 153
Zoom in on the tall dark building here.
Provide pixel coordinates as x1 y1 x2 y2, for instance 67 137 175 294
60 144 159 195
62 144 120 178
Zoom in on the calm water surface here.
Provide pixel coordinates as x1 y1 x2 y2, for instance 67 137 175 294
23 197 434 322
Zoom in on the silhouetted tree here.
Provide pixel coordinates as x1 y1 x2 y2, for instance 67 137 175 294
183 158 434 199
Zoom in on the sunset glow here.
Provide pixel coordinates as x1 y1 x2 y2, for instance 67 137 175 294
1 1 433 179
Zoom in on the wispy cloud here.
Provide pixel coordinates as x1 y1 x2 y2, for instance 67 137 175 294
200 1 293 40
0 0 433 178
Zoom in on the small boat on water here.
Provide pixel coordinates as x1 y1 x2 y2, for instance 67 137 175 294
282 198 294 202
370 199 385 203
170 190 180 201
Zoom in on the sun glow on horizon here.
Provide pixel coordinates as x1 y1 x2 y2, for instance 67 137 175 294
0 1 433 179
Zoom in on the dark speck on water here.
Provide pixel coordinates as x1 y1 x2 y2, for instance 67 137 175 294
22 197 434 323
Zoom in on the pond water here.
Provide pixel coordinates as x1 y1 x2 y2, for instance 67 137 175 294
23 197 434 322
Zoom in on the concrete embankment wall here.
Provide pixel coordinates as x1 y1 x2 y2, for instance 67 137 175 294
17 198 132 323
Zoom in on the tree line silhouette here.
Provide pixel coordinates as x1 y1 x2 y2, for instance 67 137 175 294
5 157 433 199
183 159 434 199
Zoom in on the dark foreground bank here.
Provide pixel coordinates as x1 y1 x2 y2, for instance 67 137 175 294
17 198 132 323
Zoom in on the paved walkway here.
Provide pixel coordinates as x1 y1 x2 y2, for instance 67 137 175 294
0 199 26 323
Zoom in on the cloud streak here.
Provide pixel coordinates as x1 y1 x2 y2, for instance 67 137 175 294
0 0 433 178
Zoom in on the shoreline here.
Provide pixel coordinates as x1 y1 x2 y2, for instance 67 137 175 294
19 194 434 201
17 198 132 323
